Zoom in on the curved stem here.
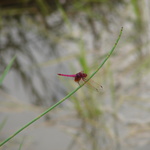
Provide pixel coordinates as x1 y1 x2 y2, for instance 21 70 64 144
0 27 123 147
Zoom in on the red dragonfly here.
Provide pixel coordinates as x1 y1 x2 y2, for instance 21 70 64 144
58 71 103 92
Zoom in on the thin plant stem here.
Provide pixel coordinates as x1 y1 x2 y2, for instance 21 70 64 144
0 27 123 147
0 56 16 86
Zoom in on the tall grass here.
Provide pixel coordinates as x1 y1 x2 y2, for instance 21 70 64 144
0 27 123 147
0 56 16 86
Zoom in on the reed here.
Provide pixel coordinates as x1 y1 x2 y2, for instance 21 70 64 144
0 27 123 147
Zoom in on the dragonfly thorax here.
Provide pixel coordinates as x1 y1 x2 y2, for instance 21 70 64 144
74 72 87 82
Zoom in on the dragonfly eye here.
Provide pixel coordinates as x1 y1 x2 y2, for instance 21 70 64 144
83 74 87 78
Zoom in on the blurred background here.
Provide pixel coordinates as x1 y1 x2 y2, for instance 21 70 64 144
0 0 150 150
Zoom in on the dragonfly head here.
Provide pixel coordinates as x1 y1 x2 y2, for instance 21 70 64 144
78 72 87 78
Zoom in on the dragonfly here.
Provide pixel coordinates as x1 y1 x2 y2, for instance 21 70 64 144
58 71 103 92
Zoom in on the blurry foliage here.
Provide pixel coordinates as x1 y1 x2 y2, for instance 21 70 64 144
0 0 127 105
0 0 150 150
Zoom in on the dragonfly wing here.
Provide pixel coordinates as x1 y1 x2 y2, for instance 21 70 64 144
79 78 103 92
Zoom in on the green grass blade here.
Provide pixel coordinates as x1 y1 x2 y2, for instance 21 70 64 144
0 27 123 147
18 137 25 150
0 56 16 86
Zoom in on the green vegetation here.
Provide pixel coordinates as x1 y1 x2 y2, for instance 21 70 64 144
0 56 16 85
0 0 150 150
0 27 123 147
